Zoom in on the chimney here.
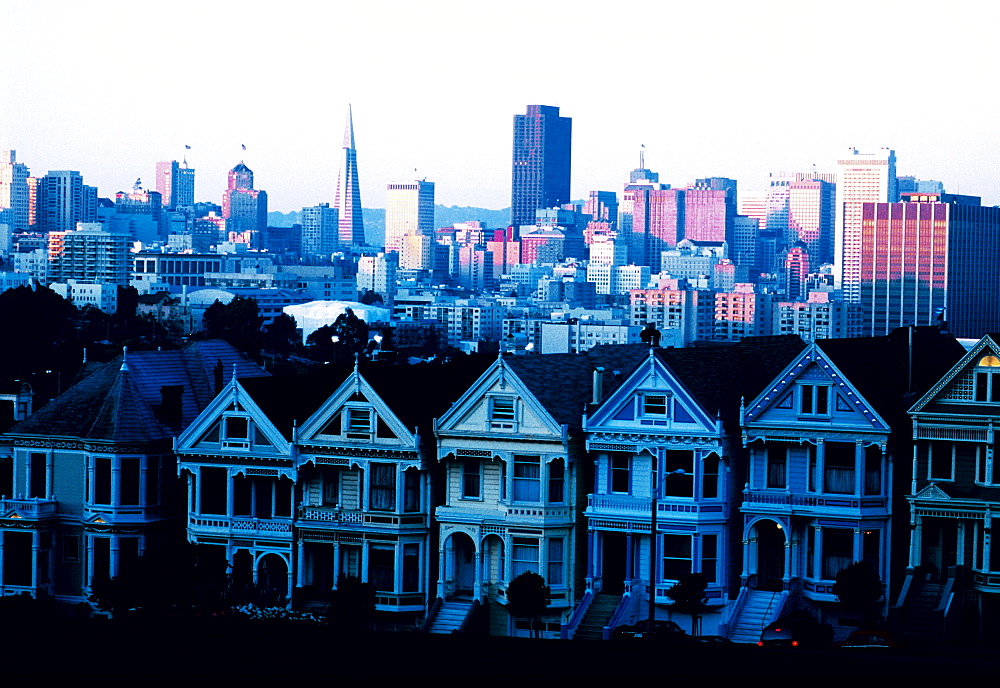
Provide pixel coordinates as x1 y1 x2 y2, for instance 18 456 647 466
592 366 605 405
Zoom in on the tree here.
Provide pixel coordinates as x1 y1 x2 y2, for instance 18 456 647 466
329 575 375 633
359 290 384 306
0 284 79 384
834 561 884 626
506 571 550 638
331 308 368 360
666 572 708 636
262 312 299 360
202 296 264 355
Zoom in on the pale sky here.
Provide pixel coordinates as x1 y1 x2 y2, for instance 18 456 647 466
2 0 999 213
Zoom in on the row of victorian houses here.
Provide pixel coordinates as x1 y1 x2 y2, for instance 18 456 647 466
1 327 999 641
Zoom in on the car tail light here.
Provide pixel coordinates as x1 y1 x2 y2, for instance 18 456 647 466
791 640 799 647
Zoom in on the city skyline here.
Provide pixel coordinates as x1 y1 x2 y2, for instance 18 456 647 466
2 2 999 213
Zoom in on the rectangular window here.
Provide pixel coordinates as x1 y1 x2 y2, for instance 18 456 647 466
347 408 372 438
120 458 141 506
200 466 228 515
224 416 248 439
643 394 668 415
461 458 481 499
800 384 830 415
610 453 630 493
701 534 718 583
233 475 252 515
664 451 694 498
928 441 954 481
662 534 692 581
864 446 882 495
975 371 1000 402
404 469 420 512
368 547 395 592
92 536 111 585
547 459 565 503
94 458 111 505
547 538 564 586
702 454 720 499
822 528 854 580
403 544 420 592
490 397 516 428
63 534 80 562
513 455 541 502
29 453 46 499
370 463 396 511
512 538 539 578
824 442 856 494
766 445 787 489
323 471 340 506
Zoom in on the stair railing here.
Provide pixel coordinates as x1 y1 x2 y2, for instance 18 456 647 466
560 588 594 639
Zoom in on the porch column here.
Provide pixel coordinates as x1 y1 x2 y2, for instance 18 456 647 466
854 442 863 496
783 526 791 588
31 530 39 590
295 539 305 588
437 541 446 598
910 514 923 569
957 520 967 567
361 541 370 583
332 541 341 589
473 537 483 601
854 527 863 566
984 512 992 573
286 556 294 603
813 527 823 580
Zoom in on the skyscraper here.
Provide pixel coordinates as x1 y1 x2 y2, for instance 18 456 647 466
835 148 897 302
859 193 1000 339
222 162 267 246
36 171 98 234
384 179 435 253
0 150 30 232
511 105 572 233
156 160 195 210
47 223 132 286
300 203 339 260
335 104 365 246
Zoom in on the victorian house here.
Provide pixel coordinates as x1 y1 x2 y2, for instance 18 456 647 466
904 332 1000 640
575 336 805 638
0 341 265 602
432 348 645 637
174 359 486 623
738 328 963 640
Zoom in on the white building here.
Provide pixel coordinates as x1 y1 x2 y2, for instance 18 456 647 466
49 279 119 312
385 179 435 254
0 150 29 232
835 148 897 302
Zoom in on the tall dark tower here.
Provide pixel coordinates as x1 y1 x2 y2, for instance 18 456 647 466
335 104 365 246
511 104 572 235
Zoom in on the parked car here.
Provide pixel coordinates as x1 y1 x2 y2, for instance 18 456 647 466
758 617 832 648
612 619 691 643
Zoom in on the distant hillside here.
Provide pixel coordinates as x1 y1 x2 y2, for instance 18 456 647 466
267 205 511 248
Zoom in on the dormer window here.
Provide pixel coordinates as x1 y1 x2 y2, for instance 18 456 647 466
346 408 373 439
223 416 250 449
489 396 516 430
975 356 1000 401
799 384 830 416
643 394 668 416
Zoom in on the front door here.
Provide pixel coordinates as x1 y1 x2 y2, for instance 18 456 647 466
756 521 785 592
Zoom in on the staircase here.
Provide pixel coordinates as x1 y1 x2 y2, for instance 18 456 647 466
728 590 780 643
425 598 474 634
900 581 944 642
573 592 622 640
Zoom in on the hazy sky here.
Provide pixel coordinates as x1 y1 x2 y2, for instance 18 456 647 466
3 1 999 213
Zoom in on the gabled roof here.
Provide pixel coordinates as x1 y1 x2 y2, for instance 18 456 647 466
238 357 493 440
819 327 966 421
909 332 1000 415
656 335 808 426
6 340 267 443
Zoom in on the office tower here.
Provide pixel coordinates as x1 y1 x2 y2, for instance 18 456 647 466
859 193 1000 338
783 242 810 301
384 179 435 253
629 188 683 267
156 160 195 210
684 177 737 244
222 162 267 247
47 222 132 286
896 176 944 195
300 203 339 260
511 105 572 233
583 190 618 227
335 104 365 246
36 171 98 234
788 178 835 266
113 180 165 244
835 148 897 302
0 151 30 231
